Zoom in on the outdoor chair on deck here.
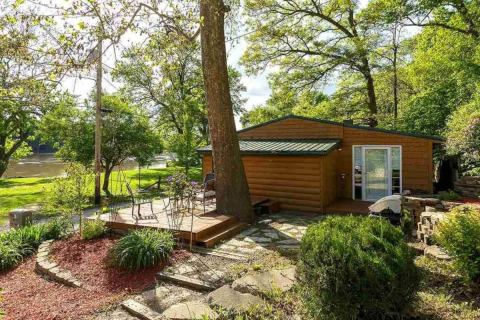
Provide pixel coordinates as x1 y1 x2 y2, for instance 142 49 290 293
194 173 216 213
126 181 156 222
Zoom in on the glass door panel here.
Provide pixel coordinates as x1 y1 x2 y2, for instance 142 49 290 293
364 148 389 201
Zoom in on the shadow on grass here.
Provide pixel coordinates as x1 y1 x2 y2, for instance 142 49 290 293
0 177 53 188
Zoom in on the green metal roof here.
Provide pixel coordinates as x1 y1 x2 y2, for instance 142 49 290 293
197 139 341 155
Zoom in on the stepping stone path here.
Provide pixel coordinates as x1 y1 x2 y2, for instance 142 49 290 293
207 285 264 313
109 212 316 319
35 240 83 288
424 245 451 261
216 212 322 255
162 301 218 320
231 267 296 296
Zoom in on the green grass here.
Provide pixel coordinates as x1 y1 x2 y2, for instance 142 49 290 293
0 167 201 224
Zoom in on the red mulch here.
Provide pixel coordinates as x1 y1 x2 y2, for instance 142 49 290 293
459 197 480 205
0 235 190 320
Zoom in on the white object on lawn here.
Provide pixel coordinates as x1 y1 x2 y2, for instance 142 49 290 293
368 194 402 214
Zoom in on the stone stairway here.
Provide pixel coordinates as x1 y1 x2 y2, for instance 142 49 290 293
118 254 296 320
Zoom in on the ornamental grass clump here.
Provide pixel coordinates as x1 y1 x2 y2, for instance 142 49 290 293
110 229 174 270
435 205 480 282
299 215 420 320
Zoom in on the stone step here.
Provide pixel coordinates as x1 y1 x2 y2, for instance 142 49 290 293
162 301 218 320
121 299 163 320
207 285 264 313
156 272 217 291
191 246 249 261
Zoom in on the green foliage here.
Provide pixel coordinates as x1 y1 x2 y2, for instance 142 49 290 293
112 32 245 169
0 217 70 270
81 218 106 240
40 94 162 192
299 216 420 320
438 190 461 201
401 209 414 236
446 94 480 172
46 163 92 233
436 205 480 282
110 229 174 270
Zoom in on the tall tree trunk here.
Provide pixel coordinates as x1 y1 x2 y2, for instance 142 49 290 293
199 0 253 222
94 37 103 204
0 158 7 177
102 165 112 195
360 58 378 127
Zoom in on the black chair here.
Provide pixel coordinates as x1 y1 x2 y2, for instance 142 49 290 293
126 181 155 221
194 173 216 213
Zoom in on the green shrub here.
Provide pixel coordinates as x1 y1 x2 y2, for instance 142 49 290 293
299 216 421 320
110 229 174 270
438 190 461 201
435 205 480 282
0 218 70 271
82 218 106 240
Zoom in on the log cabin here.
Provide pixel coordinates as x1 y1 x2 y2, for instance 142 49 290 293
197 115 443 214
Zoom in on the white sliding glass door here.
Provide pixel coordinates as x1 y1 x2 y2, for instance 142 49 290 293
352 146 402 201
364 148 389 201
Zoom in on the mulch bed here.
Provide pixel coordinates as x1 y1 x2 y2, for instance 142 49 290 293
0 235 190 320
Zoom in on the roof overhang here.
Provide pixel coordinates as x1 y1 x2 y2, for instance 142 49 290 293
197 139 341 156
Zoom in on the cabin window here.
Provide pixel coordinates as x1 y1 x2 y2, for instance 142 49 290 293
352 146 402 201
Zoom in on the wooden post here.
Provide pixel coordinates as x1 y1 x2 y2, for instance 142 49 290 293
94 36 103 204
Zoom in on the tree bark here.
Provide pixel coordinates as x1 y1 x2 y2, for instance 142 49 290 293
199 0 253 222
360 58 378 127
94 36 103 204
102 165 112 194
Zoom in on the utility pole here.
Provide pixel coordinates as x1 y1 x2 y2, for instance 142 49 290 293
94 36 103 204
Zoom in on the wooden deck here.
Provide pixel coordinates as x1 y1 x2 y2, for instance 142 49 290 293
325 199 373 215
93 196 269 247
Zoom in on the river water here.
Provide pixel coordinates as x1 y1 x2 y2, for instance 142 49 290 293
2 153 168 178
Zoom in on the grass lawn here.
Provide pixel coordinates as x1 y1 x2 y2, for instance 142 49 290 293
0 166 201 224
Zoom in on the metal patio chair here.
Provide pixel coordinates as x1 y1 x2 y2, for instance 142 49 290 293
126 181 156 222
194 173 216 213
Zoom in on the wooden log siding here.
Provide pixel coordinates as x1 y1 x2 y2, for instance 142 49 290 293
202 154 326 213
238 118 436 197
202 116 438 213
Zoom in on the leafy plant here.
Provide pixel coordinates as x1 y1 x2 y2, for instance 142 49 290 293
299 216 420 320
109 229 174 270
46 163 92 234
438 190 461 201
0 218 70 270
82 218 106 240
435 205 480 282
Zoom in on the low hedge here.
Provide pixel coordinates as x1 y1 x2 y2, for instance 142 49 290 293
435 205 480 282
109 229 174 270
299 215 420 320
0 217 70 270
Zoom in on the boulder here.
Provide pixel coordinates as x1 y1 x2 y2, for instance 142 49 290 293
231 267 296 296
207 285 263 312
162 301 218 320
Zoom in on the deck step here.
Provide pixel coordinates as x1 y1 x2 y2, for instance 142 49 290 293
193 214 239 241
196 222 248 248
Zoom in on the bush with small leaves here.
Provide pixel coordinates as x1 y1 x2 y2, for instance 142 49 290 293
81 218 106 240
435 205 480 282
299 215 420 320
109 229 174 270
